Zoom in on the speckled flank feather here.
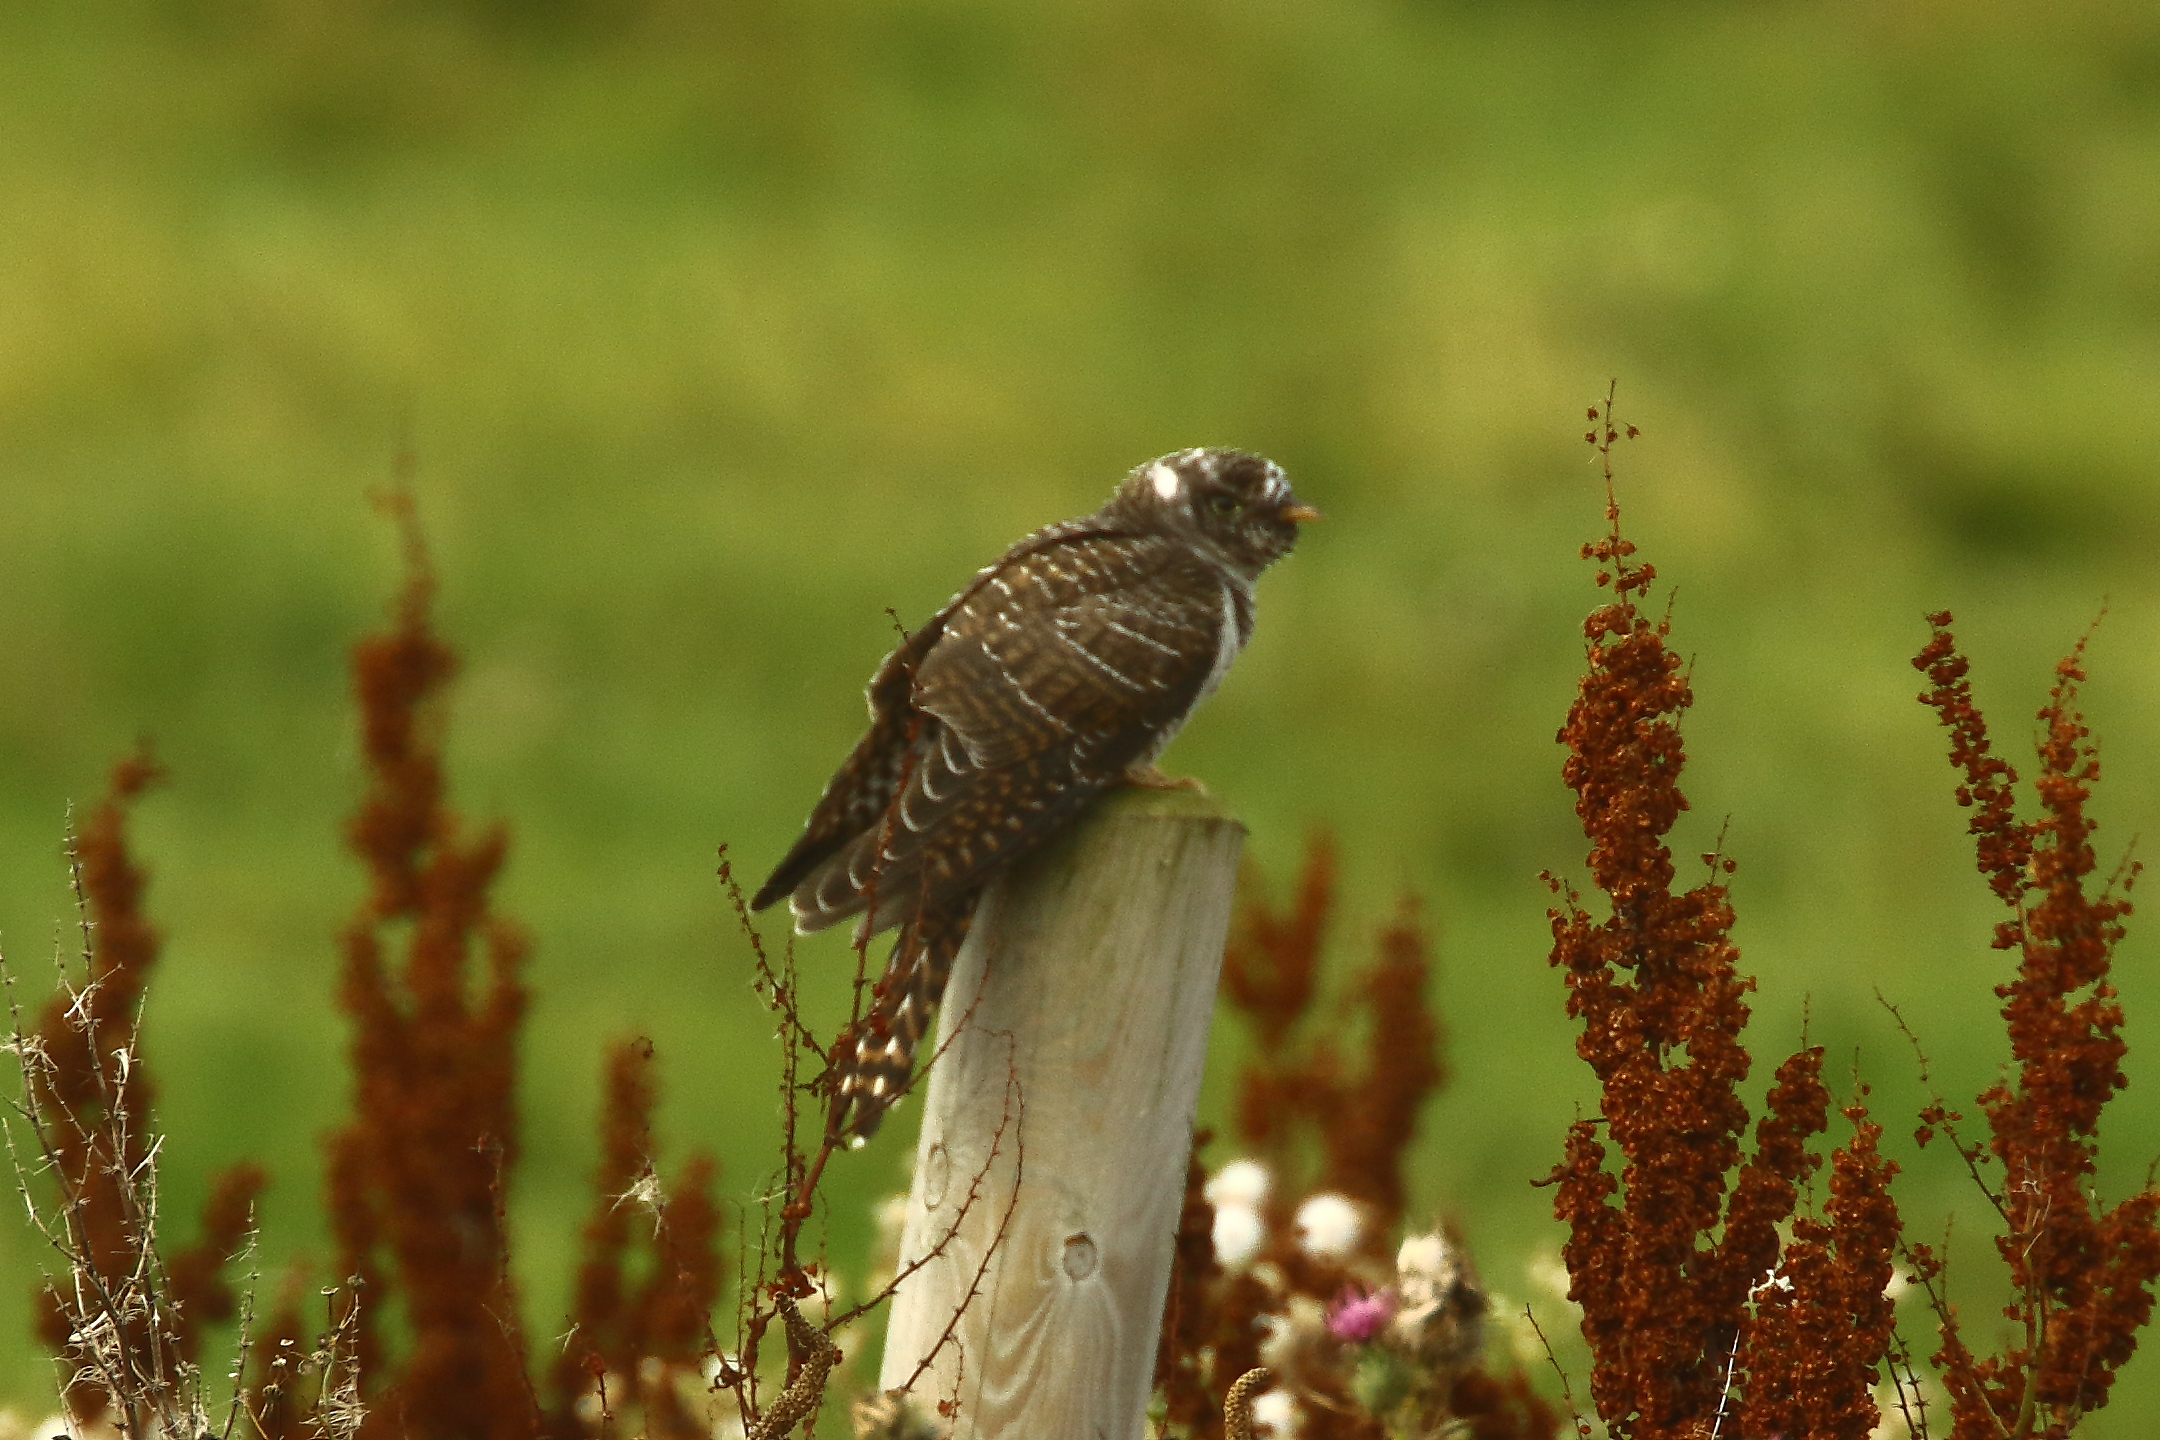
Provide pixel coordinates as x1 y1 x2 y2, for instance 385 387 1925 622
753 448 1311 1140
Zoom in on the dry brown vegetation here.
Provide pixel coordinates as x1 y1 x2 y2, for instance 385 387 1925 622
1539 402 1903 1439
8 407 2160 1438
5 748 279 1439
1527 394 2159 1440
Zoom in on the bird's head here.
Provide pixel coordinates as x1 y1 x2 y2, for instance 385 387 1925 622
1111 448 1318 578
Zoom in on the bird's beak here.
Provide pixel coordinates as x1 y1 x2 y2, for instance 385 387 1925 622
1278 501 1322 524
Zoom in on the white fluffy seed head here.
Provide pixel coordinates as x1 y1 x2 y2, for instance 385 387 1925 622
1205 1157 1272 1210
1211 1202 1265 1266
1392 1229 1481 1351
1250 1388 1302 1437
1294 1192 1362 1258
1397 1231 1452 1285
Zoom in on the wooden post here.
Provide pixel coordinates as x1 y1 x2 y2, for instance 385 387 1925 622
877 786 1246 1435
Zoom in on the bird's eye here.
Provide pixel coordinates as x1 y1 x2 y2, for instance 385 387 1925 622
1206 493 1239 516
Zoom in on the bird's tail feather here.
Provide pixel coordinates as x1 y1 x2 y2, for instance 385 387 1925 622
827 889 981 1143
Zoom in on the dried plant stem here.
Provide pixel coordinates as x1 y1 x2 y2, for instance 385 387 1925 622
1522 1305 1588 1440
744 1298 837 1440
4 949 210 1438
1222 1367 1271 1440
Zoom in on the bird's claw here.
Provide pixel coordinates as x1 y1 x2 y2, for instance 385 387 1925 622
1122 764 1209 796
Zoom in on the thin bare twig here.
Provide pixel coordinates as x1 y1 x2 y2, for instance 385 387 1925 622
897 1053 1028 1396
1523 1303 1589 1440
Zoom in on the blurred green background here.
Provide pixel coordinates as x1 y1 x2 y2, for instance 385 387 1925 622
4 0 2159 1426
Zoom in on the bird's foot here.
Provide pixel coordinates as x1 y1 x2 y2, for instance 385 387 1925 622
1122 764 1209 796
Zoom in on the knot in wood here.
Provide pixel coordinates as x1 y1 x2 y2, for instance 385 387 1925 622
922 1142 952 1209
1061 1231 1099 1282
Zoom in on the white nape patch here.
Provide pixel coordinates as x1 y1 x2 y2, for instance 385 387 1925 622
1148 461 1181 501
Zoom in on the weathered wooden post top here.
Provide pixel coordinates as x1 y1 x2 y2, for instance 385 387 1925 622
879 785 1246 1436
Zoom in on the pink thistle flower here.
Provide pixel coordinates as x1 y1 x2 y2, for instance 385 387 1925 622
1324 1283 1397 1342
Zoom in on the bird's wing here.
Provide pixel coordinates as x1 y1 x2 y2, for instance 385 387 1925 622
748 620 938 912
787 531 1227 934
750 514 1119 914
916 535 1221 769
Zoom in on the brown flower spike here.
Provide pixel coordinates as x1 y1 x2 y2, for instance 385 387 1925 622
1910 613 2160 1437
1543 393 1899 1439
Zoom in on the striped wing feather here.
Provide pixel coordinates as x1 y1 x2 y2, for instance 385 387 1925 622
751 517 1096 913
747 624 936 912
770 529 1223 936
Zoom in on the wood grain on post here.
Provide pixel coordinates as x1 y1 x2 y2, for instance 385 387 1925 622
877 786 1246 1436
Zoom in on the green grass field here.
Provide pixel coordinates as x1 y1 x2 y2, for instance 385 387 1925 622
4 0 2160 1426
